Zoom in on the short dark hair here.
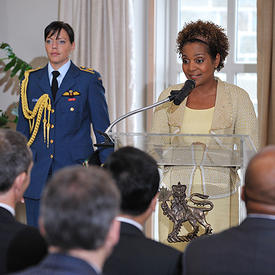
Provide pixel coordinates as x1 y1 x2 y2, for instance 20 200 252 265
44 21 74 43
177 20 229 71
41 166 120 251
104 146 160 216
0 129 32 192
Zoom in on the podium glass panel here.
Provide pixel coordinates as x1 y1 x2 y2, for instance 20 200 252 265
109 132 257 250
110 132 255 167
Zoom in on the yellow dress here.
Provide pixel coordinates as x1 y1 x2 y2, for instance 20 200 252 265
158 106 239 251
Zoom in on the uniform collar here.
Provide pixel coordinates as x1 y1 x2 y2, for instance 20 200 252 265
48 60 71 87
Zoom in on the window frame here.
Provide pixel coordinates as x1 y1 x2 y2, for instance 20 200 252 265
154 0 257 105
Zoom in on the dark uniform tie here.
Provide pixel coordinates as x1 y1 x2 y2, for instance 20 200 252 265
51 71 60 101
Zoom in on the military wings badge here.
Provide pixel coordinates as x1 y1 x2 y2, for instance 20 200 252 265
62 90 80 97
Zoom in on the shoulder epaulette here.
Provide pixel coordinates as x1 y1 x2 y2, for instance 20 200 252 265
79 66 95 74
26 67 42 75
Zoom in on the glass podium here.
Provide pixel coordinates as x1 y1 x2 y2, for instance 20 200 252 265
109 132 257 250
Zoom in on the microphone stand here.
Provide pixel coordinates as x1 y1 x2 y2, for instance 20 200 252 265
90 80 195 165
94 93 178 148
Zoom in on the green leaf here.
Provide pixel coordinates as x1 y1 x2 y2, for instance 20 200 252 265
18 62 28 80
1 43 13 57
10 59 23 78
1 42 32 81
4 57 17 71
0 43 9 49
0 112 9 127
26 64 32 70
8 53 15 59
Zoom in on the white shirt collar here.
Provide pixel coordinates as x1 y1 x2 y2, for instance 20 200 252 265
88 262 101 275
0 202 15 216
248 213 275 220
48 60 71 87
116 216 143 232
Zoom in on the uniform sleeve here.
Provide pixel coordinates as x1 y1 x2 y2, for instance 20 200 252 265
87 72 113 163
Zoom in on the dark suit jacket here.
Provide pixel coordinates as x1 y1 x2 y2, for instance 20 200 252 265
17 62 112 200
0 207 47 274
103 221 182 275
13 253 99 275
183 217 275 275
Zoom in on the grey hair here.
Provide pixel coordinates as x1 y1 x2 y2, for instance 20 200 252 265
0 129 32 192
41 165 120 250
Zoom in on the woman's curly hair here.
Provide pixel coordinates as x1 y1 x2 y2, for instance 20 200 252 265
176 20 229 71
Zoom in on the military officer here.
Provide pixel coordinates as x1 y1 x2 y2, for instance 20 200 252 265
17 21 112 227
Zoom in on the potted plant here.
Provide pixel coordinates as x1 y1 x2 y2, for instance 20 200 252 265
0 42 31 128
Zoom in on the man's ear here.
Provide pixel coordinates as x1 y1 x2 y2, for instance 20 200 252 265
104 219 120 254
150 193 159 212
39 217 46 237
13 172 27 203
109 219 120 246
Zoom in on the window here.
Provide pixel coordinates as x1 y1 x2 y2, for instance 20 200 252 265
178 0 257 113
154 0 257 114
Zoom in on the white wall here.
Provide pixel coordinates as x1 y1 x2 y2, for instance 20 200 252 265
0 0 58 112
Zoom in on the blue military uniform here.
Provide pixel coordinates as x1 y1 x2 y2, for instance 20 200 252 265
17 62 112 226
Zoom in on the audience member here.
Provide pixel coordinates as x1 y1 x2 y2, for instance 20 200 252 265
103 146 182 275
0 129 47 274
183 145 275 275
14 165 120 275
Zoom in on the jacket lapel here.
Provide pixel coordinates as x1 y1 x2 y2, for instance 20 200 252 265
167 78 233 133
168 97 187 133
211 79 233 130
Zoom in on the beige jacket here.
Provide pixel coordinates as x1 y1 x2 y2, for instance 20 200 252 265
151 78 258 198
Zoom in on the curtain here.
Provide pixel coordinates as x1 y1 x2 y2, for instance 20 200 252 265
59 0 137 133
257 0 275 147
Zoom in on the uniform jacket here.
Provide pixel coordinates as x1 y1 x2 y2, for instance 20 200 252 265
183 217 275 275
0 207 47 274
103 221 182 275
12 253 99 275
151 78 258 198
17 62 112 199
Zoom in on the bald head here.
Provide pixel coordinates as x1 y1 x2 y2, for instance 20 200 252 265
244 146 275 214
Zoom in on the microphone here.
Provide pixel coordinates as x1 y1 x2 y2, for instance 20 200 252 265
95 79 196 149
173 79 196 105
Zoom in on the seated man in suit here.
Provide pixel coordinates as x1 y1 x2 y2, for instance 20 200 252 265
103 146 182 275
0 129 47 274
14 165 120 275
183 145 275 275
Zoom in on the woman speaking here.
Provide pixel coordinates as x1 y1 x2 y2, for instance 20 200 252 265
151 20 258 251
